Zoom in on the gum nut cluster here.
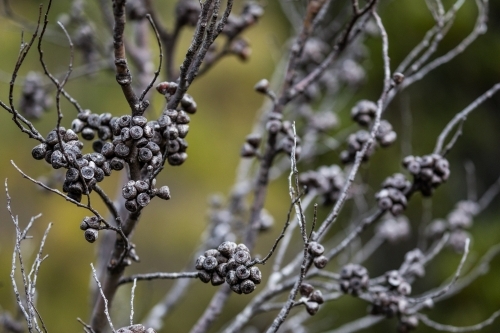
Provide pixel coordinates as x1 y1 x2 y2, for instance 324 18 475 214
196 242 262 294
31 127 101 202
122 179 171 212
80 216 100 243
340 130 375 164
266 113 302 159
385 270 412 296
116 324 156 333
299 165 345 205
375 120 397 147
299 283 324 316
402 249 425 278
375 173 411 216
448 200 479 230
339 264 369 296
402 154 450 196
370 289 419 332
351 100 377 126
376 216 411 243
241 133 262 158
308 241 328 269
19 71 51 119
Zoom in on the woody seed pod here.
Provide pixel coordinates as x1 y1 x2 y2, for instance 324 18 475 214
249 266 262 284
308 242 325 256
299 283 314 297
203 256 218 271
132 116 148 127
81 127 95 140
198 270 211 283
211 272 225 286
195 255 206 270
235 265 250 280
32 144 48 160
110 157 125 170
240 279 256 294
156 186 171 200
130 126 144 140
314 255 328 269
136 192 151 207
305 302 319 316
125 199 138 212
84 228 98 243
230 283 242 294
234 250 251 265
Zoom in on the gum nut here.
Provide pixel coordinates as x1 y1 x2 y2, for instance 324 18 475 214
305 301 319 316
240 279 256 294
299 283 314 297
156 186 171 200
198 270 211 283
202 256 218 271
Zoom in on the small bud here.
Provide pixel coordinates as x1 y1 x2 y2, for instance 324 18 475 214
254 79 269 93
299 283 314 297
156 186 171 200
392 72 405 85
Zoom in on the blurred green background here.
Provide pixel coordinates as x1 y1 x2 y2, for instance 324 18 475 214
1 0 500 332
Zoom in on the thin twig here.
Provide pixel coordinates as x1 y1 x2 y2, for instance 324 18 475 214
119 272 199 285
90 263 116 333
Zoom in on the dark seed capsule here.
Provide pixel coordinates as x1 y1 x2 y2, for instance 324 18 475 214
101 142 115 158
72 118 85 133
98 126 112 140
125 199 138 212
195 255 206 270
308 242 325 257
92 140 104 153
67 192 82 203
235 265 250 280
114 143 130 157
313 255 328 269
32 144 48 160
176 111 190 124
81 166 95 180
146 141 161 154
132 116 148 127
198 270 211 283
100 112 112 125
84 228 98 243
122 184 138 199
156 186 171 200
87 114 101 128
121 127 131 141
218 241 237 258
203 256 218 271
249 266 262 284
230 283 242 294
216 263 228 277
305 301 319 316
101 161 112 176
66 168 80 182
310 290 324 304
68 181 84 195
234 250 251 265
299 283 314 297
164 109 178 121
136 193 150 207
94 167 105 182
177 124 189 138
204 249 219 257
118 115 131 128
226 270 239 285
138 148 153 162
157 115 171 128
164 126 179 140
236 243 250 253
130 126 144 140
110 157 125 170
64 129 78 142
211 272 225 286
240 280 256 294
81 127 95 140
134 180 149 193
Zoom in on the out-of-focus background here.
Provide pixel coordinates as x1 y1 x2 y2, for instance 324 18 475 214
0 1 500 332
